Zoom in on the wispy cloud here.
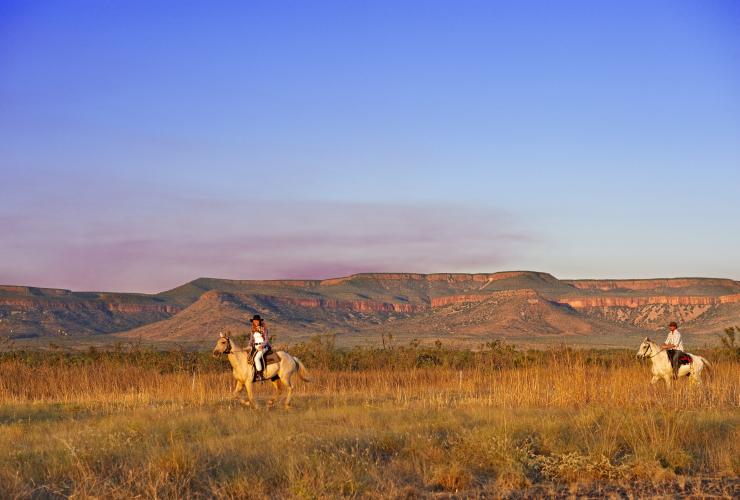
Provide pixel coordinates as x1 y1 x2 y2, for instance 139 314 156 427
0 199 535 293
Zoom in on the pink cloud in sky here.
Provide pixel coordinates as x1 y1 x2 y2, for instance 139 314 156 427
0 200 535 293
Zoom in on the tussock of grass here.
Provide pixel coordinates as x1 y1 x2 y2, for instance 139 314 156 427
0 346 737 497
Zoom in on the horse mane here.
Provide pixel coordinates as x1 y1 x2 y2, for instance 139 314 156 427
226 337 247 353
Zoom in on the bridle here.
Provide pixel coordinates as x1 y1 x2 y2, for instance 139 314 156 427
222 337 232 355
639 342 662 359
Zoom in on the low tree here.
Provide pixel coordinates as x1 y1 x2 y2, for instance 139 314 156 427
718 326 740 360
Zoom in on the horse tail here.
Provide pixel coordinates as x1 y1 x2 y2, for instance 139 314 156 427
294 356 311 382
698 356 712 375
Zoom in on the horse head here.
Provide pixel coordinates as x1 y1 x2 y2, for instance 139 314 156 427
212 332 232 358
636 337 653 359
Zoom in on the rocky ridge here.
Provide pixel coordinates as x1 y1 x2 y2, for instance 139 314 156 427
1 272 737 341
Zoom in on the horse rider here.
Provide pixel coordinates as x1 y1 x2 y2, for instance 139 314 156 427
249 314 270 381
661 321 685 380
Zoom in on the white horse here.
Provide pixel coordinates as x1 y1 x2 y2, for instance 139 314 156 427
636 337 711 387
212 333 309 408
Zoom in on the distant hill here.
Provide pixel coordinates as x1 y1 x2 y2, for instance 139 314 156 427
0 285 179 338
1 272 738 344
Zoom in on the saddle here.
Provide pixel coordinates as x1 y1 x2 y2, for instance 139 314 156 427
249 347 281 366
677 353 692 365
667 349 692 365
264 350 281 366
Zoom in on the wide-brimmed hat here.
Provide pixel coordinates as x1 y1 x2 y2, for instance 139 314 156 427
668 321 678 328
251 314 263 322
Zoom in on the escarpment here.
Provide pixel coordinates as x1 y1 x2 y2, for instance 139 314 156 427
561 294 740 309
3 273 738 340
564 278 740 294
0 287 182 337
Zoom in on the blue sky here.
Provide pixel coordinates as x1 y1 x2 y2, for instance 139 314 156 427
1 0 739 292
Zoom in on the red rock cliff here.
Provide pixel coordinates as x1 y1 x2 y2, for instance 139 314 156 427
318 271 552 286
561 293 740 308
564 278 739 292
0 297 180 314
429 289 541 308
267 296 419 313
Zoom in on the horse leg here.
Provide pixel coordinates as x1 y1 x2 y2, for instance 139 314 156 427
268 379 283 407
689 365 702 385
233 380 244 399
663 375 672 388
283 374 294 409
650 375 660 385
244 381 258 408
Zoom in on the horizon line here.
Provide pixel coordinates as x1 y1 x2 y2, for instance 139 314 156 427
1 270 738 295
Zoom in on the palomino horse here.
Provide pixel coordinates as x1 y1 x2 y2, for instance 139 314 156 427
636 337 711 387
212 333 309 408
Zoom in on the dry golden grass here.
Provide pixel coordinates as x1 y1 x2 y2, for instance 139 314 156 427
0 352 738 498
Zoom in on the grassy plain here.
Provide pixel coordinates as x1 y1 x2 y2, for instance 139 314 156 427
0 342 738 498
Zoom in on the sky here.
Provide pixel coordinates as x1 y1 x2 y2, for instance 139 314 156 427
1 0 739 293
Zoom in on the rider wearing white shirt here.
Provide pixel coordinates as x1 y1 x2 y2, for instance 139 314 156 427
662 321 685 379
663 325 684 351
249 314 270 381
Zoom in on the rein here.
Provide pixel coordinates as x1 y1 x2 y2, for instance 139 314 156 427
642 343 664 359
